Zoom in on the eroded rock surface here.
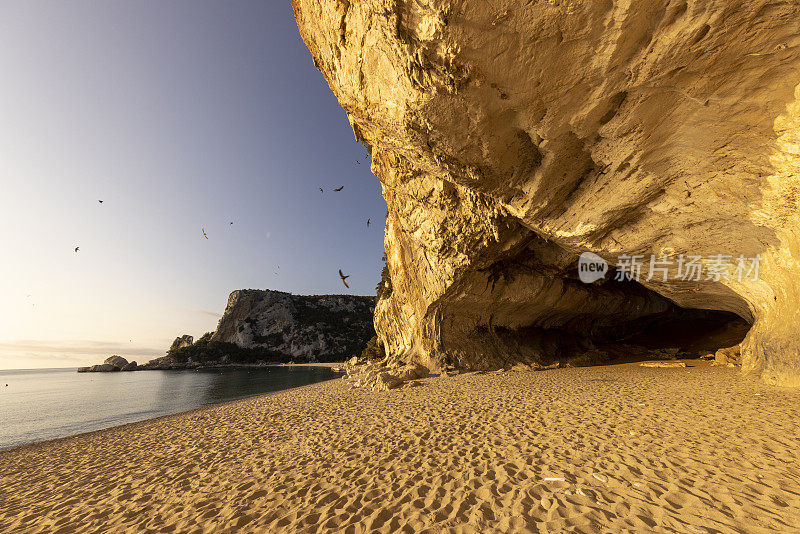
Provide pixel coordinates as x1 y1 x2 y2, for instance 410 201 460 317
211 290 375 362
342 356 429 391
294 0 800 385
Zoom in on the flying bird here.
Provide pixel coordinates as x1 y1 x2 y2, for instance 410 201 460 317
98 200 103 204
356 160 360 165
229 221 233 225
367 218 371 227
202 228 208 240
319 187 324 193
74 246 79 253
338 269 350 288
334 186 344 192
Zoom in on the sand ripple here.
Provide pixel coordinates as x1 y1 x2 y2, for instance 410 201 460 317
1 361 799 533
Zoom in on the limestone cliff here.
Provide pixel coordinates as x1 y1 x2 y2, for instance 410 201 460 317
211 290 375 362
169 335 194 352
294 0 800 385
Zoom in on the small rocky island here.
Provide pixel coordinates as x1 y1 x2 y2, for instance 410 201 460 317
78 289 376 371
77 355 138 373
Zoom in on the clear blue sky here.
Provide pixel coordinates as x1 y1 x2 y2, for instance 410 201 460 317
0 1 386 369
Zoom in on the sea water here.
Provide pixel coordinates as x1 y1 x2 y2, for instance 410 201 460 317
0 366 337 450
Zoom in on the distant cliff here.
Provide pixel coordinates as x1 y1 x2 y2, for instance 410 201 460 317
209 289 375 362
78 290 377 372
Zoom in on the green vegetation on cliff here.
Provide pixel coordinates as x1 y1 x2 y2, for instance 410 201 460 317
167 332 290 364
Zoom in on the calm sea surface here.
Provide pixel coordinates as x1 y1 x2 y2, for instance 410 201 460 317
0 366 338 450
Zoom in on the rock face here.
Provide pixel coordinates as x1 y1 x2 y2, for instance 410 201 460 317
211 290 375 361
77 363 115 373
342 356 428 391
169 335 194 352
294 1 800 385
77 355 136 373
104 355 129 369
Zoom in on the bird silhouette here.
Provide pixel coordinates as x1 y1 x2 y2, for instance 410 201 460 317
339 269 350 288
334 186 344 192
229 221 233 225
367 218 371 227
356 160 360 165
98 200 103 204
74 246 79 253
202 228 208 240
319 187 324 193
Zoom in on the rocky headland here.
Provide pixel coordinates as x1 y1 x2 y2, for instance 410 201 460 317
78 290 375 371
77 355 138 373
210 289 375 360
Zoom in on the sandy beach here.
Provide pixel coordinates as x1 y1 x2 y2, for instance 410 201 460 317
1 360 799 533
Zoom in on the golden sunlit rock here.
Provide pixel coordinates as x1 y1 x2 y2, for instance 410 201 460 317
295 0 800 385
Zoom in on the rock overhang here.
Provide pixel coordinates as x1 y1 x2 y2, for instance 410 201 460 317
294 0 800 385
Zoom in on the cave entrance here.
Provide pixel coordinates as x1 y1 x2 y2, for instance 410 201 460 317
439 231 754 369
593 307 750 361
560 251 754 364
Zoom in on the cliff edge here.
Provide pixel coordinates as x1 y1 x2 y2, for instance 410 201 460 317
210 289 375 362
